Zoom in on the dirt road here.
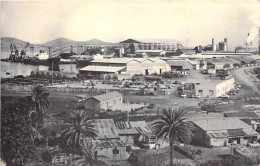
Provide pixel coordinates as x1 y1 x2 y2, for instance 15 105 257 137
230 67 260 93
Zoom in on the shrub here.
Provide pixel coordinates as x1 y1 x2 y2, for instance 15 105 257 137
41 150 52 163
200 155 255 166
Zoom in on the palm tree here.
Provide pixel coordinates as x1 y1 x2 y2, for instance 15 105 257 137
29 85 49 128
61 110 97 152
72 140 109 166
152 109 195 166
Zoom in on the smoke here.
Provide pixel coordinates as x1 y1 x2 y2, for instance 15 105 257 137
246 11 260 43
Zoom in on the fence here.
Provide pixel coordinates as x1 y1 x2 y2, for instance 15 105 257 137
1 83 140 95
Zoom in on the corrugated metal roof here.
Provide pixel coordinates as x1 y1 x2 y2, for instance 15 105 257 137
92 119 119 139
115 121 153 135
227 129 247 137
98 140 126 148
135 50 164 53
191 118 252 131
119 38 141 44
207 131 228 138
243 129 259 136
79 66 125 73
90 58 162 64
89 92 122 102
167 60 192 70
91 58 136 64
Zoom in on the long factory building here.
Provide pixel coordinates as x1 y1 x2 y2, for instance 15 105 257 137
79 58 171 76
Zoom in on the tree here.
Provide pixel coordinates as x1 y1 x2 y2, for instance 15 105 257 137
1 99 37 166
72 140 109 166
223 64 231 68
29 85 49 128
152 109 195 166
61 110 97 152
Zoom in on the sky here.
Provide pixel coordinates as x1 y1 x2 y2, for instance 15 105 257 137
1 0 260 50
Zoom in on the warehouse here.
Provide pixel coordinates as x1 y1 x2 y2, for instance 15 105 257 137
181 77 235 98
166 59 194 75
84 92 123 111
191 118 259 147
135 50 166 57
195 78 234 98
79 58 171 76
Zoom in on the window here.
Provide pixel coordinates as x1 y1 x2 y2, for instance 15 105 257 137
113 148 119 154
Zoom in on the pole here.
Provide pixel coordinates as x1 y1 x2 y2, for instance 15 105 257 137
52 61 54 86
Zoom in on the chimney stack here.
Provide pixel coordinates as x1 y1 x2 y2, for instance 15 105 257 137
224 38 227 52
212 38 216 52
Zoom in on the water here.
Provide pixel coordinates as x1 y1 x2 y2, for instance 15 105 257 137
1 61 49 78
1 61 80 78
1 52 79 78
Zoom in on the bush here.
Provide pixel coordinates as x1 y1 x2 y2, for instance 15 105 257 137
41 150 52 163
200 155 255 166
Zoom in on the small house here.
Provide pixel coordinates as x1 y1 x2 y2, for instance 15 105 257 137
85 92 123 111
191 118 259 147
115 121 157 149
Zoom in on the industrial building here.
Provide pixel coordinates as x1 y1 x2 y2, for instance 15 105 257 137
135 50 166 57
79 58 171 76
166 59 194 75
190 118 259 147
181 78 235 98
118 38 177 54
84 92 123 111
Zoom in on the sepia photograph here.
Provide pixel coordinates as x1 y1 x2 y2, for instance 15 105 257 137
1 0 260 165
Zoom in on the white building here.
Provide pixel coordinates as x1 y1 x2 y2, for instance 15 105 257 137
183 78 235 98
79 58 171 76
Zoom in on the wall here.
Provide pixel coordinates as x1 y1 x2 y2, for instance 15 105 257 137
152 59 171 74
126 60 142 75
209 137 226 147
99 96 123 110
195 83 217 98
97 146 130 160
215 78 235 97
119 135 135 146
192 123 208 147
85 98 101 111
195 78 234 98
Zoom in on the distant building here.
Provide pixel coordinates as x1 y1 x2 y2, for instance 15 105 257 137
135 50 166 57
166 59 194 75
173 48 195 56
119 38 177 54
190 118 259 147
85 92 123 111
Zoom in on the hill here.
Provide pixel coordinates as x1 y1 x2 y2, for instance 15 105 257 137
1 37 28 52
84 38 113 45
44 37 78 48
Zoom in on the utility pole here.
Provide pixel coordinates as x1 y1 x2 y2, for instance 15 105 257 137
52 61 54 86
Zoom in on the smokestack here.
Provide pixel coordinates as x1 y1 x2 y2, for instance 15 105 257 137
212 38 216 52
224 38 227 52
